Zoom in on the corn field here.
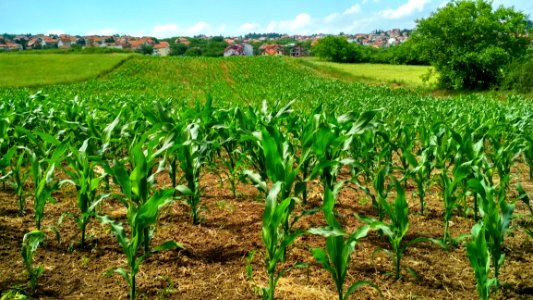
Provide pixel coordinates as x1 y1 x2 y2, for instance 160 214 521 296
0 56 532 299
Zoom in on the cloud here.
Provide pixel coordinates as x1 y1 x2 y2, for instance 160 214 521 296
239 22 261 32
325 13 339 23
85 28 118 36
378 0 431 19
187 21 211 35
266 13 313 34
46 29 65 35
152 24 178 34
343 4 361 15
148 22 227 38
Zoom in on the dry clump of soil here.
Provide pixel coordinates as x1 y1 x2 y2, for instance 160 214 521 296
0 170 532 300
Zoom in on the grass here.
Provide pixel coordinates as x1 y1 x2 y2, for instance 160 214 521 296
0 53 133 88
300 58 438 88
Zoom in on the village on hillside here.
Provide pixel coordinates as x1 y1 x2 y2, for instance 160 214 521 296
0 29 411 57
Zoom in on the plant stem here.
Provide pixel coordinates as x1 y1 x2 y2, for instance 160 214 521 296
130 273 136 300
268 272 275 300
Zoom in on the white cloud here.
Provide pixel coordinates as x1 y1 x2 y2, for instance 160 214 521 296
152 24 178 34
239 22 261 32
148 22 228 38
46 29 65 35
343 4 361 15
187 21 211 35
325 13 339 23
378 0 431 19
266 13 313 34
85 28 118 36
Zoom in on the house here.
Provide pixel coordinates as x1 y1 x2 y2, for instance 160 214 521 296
175 37 190 46
0 42 23 51
223 43 253 57
153 41 170 56
84 36 105 47
129 40 146 50
259 44 284 56
43 37 58 48
27 37 46 49
58 38 71 49
289 45 308 57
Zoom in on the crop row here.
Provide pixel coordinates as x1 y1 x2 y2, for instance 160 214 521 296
1 57 532 299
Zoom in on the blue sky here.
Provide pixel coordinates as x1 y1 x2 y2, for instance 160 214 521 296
1 0 531 37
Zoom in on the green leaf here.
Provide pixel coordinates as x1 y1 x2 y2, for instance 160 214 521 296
152 240 183 253
308 226 346 238
175 185 193 196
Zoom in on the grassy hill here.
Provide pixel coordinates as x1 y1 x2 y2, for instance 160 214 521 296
0 53 132 88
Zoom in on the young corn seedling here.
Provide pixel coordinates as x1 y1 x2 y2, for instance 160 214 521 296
403 148 433 215
467 171 515 287
102 133 172 252
516 183 532 237
438 161 473 246
212 108 246 198
60 139 109 248
98 189 182 300
358 179 439 279
21 230 45 294
466 223 497 300
256 182 305 300
173 121 212 225
309 188 380 300
8 148 30 215
27 141 68 230
0 145 16 189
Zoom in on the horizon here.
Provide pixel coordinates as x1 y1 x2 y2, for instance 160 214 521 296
1 0 531 38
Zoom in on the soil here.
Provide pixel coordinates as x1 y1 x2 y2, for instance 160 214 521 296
0 168 532 300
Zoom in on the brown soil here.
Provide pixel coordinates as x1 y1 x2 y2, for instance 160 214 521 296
0 170 532 300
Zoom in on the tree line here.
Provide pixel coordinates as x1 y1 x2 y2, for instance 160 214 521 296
314 0 533 92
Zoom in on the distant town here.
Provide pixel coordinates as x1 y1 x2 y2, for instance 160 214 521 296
0 29 411 57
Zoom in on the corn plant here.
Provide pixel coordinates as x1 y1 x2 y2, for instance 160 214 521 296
173 121 212 225
354 164 393 222
212 108 246 198
309 188 379 299
516 183 532 237
98 189 181 300
358 179 439 279
60 140 109 248
256 182 305 300
0 146 16 189
312 110 379 193
467 171 515 286
102 133 172 252
27 141 68 230
403 148 434 215
21 230 45 294
523 132 533 180
438 161 473 246
466 223 497 300
244 125 306 232
8 148 30 215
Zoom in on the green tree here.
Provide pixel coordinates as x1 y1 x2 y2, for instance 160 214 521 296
313 36 363 63
171 43 188 56
138 44 153 55
411 0 530 90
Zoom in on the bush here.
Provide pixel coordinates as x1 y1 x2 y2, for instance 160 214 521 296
411 0 530 90
501 51 533 93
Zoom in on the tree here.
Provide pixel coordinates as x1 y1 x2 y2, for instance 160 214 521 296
313 36 364 63
411 0 530 90
138 44 153 55
171 43 188 56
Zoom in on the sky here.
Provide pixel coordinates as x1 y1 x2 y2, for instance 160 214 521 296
1 0 532 38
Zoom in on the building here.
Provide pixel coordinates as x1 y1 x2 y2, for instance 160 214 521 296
224 43 253 57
